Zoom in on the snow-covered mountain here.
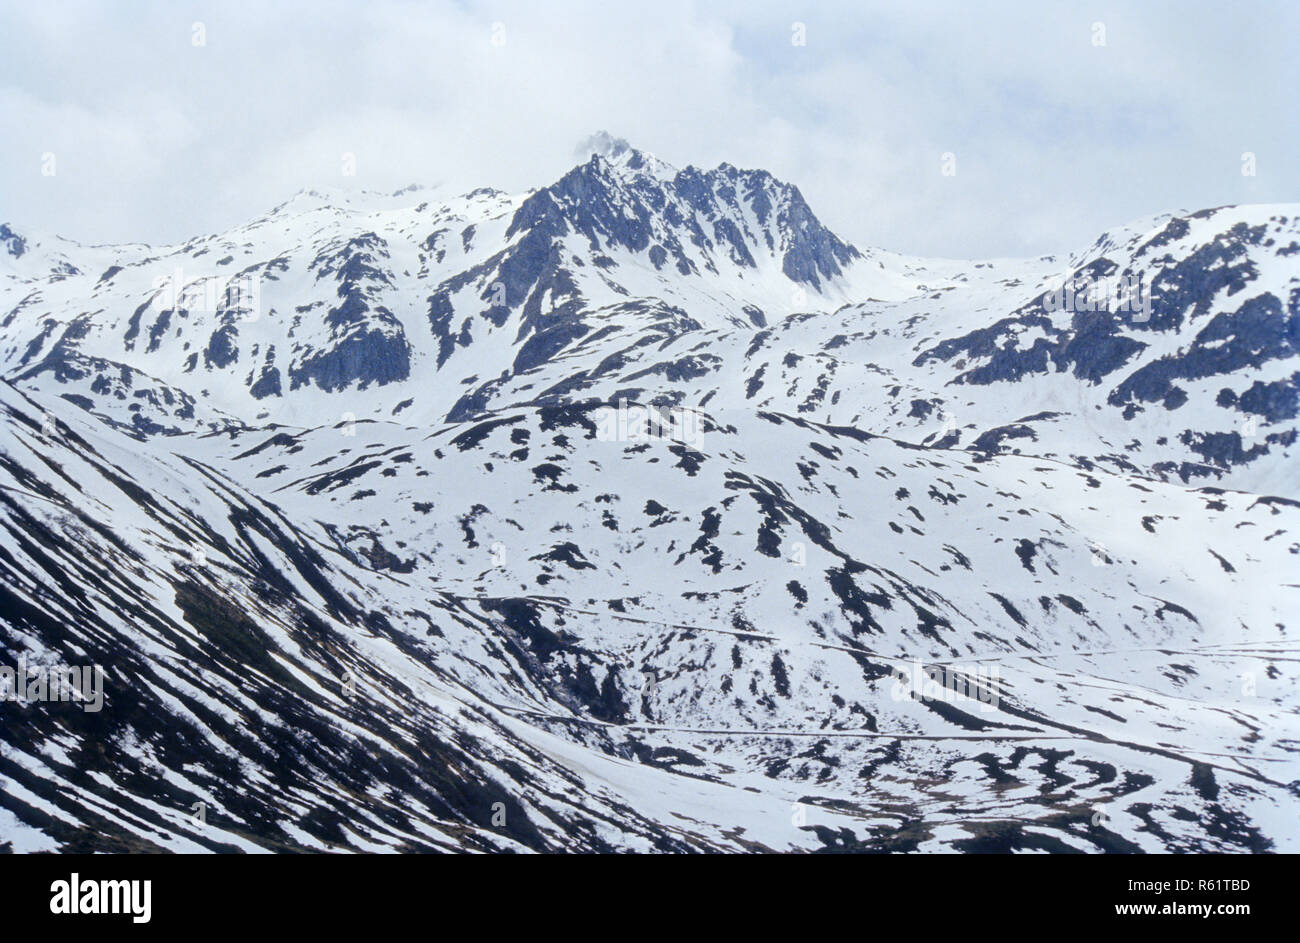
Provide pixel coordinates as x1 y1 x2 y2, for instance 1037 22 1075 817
1 141 1297 852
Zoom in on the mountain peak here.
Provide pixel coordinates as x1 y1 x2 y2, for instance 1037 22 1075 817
574 131 675 180
574 130 634 163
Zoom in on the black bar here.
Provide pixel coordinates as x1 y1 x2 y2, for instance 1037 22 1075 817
0 852 1281 930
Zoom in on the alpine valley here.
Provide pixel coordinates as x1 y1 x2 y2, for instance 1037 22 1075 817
1 137 1297 853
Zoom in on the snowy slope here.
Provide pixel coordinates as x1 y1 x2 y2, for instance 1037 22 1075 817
1 144 1297 853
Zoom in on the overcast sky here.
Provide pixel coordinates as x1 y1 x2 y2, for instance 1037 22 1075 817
2 0 1295 258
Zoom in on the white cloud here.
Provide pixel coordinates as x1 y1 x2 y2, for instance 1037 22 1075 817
0 0 1294 257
